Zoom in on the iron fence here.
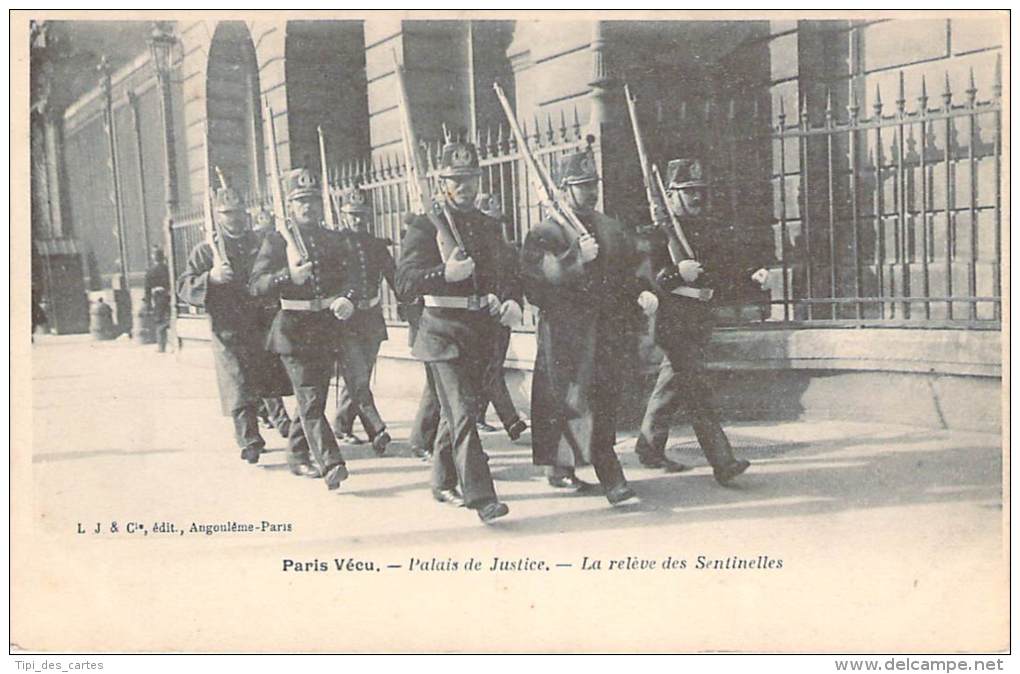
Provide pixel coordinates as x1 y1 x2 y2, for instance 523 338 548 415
172 65 1001 331
699 61 1002 329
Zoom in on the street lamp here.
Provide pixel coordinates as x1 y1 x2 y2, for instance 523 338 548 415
99 55 132 334
148 21 180 349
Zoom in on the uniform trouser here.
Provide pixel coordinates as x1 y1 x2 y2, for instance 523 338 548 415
333 337 383 436
333 333 386 438
279 353 344 472
429 354 498 509
231 404 263 451
635 341 733 466
261 397 291 429
477 326 520 430
409 364 440 455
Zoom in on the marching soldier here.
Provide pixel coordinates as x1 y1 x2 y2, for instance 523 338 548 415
176 186 293 464
249 168 359 490
521 149 659 505
634 158 769 483
473 192 528 441
330 186 395 455
396 141 522 523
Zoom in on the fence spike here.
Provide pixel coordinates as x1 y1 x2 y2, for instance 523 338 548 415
560 109 568 140
919 75 928 109
848 86 858 121
800 94 809 126
572 106 581 138
546 113 555 143
778 96 786 126
496 124 505 151
873 82 883 117
532 115 542 146
896 71 906 113
967 66 977 104
825 87 834 124
942 70 953 105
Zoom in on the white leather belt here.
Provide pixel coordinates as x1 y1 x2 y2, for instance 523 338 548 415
280 295 340 312
423 294 488 310
671 286 714 302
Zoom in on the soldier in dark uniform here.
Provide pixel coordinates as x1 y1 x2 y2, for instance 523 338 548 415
176 186 293 464
144 246 171 352
249 168 360 490
521 150 659 505
473 192 528 441
635 158 769 483
330 186 395 455
396 142 522 523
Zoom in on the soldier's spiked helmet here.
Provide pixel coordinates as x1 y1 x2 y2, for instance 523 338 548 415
213 186 243 212
665 158 707 190
555 150 599 187
283 168 320 201
438 142 482 179
340 186 372 214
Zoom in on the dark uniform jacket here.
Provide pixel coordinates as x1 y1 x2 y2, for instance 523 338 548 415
522 210 648 467
176 231 292 414
144 261 171 320
338 229 396 345
396 206 521 363
643 217 771 346
248 223 360 355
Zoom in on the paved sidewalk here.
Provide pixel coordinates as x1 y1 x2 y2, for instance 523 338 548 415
17 336 1007 652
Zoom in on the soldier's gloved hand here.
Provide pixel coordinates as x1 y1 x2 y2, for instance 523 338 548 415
290 260 314 286
483 293 501 317
209 262 234 285
444 249 475 282
637 290 659 316
577 234 599 263
330 297 355 321
499 299 523 327
676 259 703 283
751 267 769 287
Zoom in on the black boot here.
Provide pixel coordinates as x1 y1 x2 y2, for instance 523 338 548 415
695 420 750 486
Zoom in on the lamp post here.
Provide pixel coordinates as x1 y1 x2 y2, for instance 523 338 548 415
99 55 133 335
149 21 180 349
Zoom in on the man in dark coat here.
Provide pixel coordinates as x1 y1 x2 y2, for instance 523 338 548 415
473 192 528 441
396 142 522 524
144 246 171 352
249 168 360 490
521 149 659 506
176 186 293 464
330 186 395 455
634 158 769 483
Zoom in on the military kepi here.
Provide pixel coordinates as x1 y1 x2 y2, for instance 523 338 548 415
214 187 243 212
665 158 707 189
340 186 372 214
438 142 481 178
283 168 320 201
555 150 599 186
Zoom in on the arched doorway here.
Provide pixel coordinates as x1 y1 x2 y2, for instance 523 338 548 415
206 21 264 199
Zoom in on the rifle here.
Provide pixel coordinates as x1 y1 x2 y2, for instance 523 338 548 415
317 126 339 230
391 50 468 263
201 123 229 267
624 84 694 262
492 81 590 239
262 98 309 267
